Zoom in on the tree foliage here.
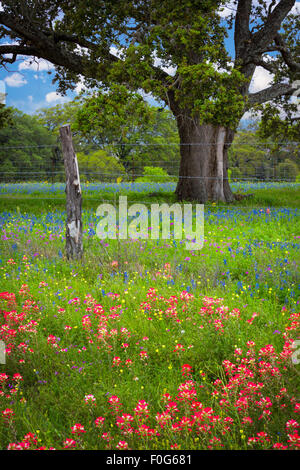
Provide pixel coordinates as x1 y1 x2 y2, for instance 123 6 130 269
76 149 126 182
135 165 177 183
257 101 300 144
36 91 180 174
229 123 299 180
0 108 58 181
75 85 156 169
0 1 298 130
0 104 13 129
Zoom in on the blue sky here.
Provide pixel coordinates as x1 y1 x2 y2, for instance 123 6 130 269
0 58 76 114
0 1 298 117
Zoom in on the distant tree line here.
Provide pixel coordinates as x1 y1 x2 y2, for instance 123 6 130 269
0 108 58 182
228 124 300 181
0 91 299 183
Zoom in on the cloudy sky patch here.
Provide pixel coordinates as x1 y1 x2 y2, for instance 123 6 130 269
4 72 27 88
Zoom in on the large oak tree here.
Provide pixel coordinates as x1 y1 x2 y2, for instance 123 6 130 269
0 0 299 201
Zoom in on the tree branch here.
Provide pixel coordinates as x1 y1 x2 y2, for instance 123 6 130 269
234 0 252 61
0 11 171 89
251 57 277 74
251 0 296 53
0 44 39 64
248 82 297 106
234 0 297 93
274 33 300 72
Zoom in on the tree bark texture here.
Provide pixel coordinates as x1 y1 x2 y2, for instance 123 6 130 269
59 125 83 260
175 117 235 203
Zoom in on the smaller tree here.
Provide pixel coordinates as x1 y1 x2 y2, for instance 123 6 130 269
257 101 300 145
37 91 180 179
228 129 267 179
277 158 299 180
75 85 156 170
76 149 126 182
256 103 300 175
36 99 93 152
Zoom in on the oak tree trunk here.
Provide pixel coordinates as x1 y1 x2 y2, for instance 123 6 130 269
175 117 235 203
60 124 83 260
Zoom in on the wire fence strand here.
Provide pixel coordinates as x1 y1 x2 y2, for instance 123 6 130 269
0 142 299 149
0 171 298 181
1 141 299 183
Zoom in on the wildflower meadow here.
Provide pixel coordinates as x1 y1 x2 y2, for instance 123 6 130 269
0 182 299 452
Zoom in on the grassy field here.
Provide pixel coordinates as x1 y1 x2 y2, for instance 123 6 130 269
0 182 299 450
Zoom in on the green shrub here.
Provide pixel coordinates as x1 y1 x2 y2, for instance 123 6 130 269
135 165 176 182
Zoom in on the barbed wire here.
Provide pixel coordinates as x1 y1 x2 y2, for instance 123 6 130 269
1 139 298 182
0 144 59 150
0 141 299 150
0 163 293 169
0 171 298 181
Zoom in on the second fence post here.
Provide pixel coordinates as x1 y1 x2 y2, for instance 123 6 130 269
59 124 83 260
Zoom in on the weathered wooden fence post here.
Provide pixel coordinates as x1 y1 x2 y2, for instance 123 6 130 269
59 124 83 260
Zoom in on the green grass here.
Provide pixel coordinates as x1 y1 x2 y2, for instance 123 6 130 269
1 185 300 214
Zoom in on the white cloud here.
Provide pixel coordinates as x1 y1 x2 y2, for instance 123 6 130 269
18 58 54 72
74 76 87 94
110 46 124 59
74 45 90 57
32 73 48 83
4 72 27 87
45 92 70 104
249 66 273 93
153 54 177 77
218 1 236 18
291 1 300 15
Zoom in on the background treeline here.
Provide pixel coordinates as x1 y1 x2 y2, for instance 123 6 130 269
0 94 299 183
